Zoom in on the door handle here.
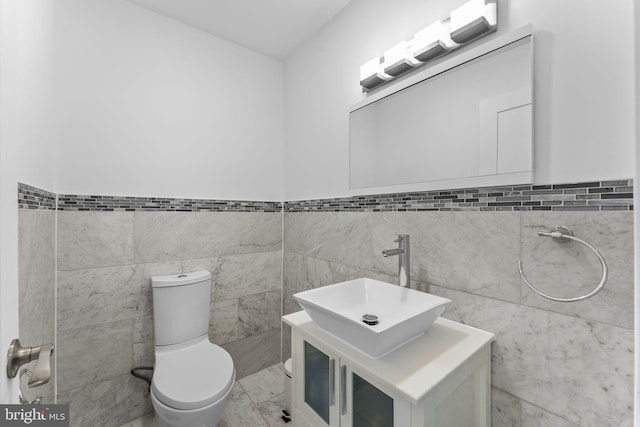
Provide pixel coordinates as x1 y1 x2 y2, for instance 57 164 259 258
6 339 54 387
340 365 347 416
18 368 43 404
329 358 335 406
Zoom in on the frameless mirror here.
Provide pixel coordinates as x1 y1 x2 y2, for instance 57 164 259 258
350 32 533 191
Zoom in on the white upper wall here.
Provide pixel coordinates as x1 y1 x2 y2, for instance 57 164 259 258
53 0 284 201
633 1 639 422
0 0 57 403
283 0 636 200
2 0 56 191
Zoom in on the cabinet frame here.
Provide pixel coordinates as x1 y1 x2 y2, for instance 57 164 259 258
286 310 494 427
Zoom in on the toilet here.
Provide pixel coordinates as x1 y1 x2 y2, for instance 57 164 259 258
150 270 235 427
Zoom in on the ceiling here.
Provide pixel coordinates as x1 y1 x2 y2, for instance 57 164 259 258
124 0 353 60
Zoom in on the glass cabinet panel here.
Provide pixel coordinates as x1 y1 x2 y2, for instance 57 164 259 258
304 341 330 424
352 373 394 427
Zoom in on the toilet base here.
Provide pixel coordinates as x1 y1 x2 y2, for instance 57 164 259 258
150 370 234 427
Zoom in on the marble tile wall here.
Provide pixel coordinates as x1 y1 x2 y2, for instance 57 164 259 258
18 208 56 404
282 210 634 427
16 180 634 427
56 210 283 426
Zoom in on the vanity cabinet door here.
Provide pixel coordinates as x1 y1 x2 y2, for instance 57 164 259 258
341 365 411 427
351 372 394 426
293 333 410 427
295 337 340 427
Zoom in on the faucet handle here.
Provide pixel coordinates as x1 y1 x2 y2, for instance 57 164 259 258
394 234 409 243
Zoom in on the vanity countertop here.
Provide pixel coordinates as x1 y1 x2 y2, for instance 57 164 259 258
283 310 494 405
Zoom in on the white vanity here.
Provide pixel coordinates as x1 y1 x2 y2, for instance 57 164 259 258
283 310 494 427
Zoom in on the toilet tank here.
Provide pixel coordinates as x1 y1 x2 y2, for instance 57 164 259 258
151 270 212 346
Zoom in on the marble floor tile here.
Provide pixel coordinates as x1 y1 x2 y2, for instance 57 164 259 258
222 330 281 379
124 358 554 427
238 363 285 405
120 363 288 427
256 393 290 427
119 414 153 427
492 387 521 427
222 329 281 378
521 401 580 427
219 383 270 427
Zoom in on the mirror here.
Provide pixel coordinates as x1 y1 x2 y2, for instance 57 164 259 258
350 32 533 191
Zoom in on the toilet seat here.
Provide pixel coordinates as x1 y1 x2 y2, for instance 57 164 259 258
152 342 234 410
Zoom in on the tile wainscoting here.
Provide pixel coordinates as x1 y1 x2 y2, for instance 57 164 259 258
18 184 283 426
16 180 634 426
17 183 56 404
282 208 634 427
56 210 282 426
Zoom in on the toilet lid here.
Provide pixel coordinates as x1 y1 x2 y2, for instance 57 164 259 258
152 342 235 410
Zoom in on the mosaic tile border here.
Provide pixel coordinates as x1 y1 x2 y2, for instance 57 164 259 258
284 180 634 212
18 183 57 210
57 194 282 212
18 180 634 213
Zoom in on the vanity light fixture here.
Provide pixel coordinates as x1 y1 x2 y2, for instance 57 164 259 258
411 20 456 63
383 41 422 76
450 0 497 43
360 57 392 90
359 0 497 91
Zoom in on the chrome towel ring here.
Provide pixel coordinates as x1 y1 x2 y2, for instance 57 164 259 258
517 226 608 303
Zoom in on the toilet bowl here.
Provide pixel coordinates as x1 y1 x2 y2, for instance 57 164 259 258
150 271 235 427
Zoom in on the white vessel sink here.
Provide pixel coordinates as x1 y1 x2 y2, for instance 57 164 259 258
293 278 451 358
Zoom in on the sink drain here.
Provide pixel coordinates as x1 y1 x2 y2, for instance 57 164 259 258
362 314 378 326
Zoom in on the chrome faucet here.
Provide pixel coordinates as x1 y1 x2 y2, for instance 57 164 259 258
382 234 410 287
